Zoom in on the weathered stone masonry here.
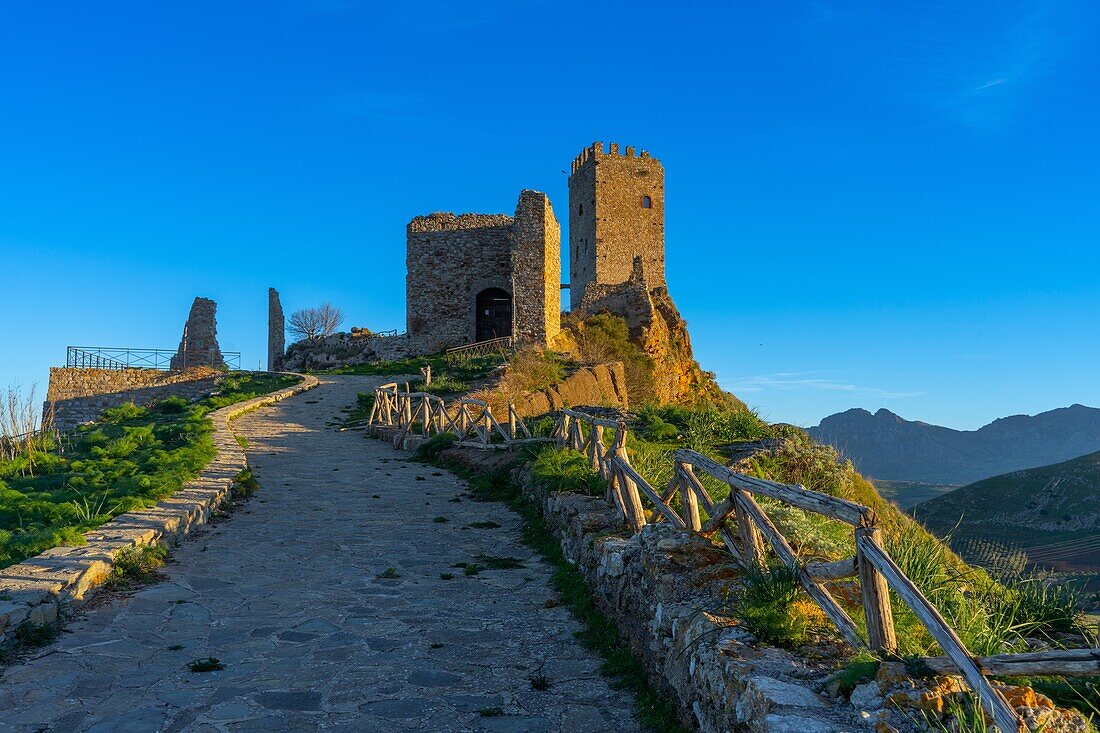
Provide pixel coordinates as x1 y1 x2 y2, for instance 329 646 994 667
569 142 666 310
406 190 560 351
46 367 221 431
170 296 224 370
268 287 285 371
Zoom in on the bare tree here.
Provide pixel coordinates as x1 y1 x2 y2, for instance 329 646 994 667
288 303 345 343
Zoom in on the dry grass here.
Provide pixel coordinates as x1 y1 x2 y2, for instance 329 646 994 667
469 347 566 414
1 385 54 475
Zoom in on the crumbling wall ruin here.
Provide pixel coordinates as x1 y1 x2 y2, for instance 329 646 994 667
170 297 224 370
268 288 285 371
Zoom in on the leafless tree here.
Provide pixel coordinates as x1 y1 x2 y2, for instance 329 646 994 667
288 303 345 343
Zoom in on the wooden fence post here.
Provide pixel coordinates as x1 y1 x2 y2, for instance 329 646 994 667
679 462 702 531
734 490 767 571
856 526 898 652
508 403 517 440
614 422 646 533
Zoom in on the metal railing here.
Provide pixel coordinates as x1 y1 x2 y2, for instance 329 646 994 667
443 336 514 361
66 346 241 371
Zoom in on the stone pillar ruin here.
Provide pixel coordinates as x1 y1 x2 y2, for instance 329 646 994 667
511 190 561 347
169 297 224 371
268 288 285 371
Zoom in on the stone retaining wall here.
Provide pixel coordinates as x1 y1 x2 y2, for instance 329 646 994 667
45 366 222 431
0 374 318 649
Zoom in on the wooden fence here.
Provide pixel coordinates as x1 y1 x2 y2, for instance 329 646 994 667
553 408 1100 733
368 382 539 450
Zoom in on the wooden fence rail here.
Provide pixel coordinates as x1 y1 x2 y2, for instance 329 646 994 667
551 409 1100 733
368 382 541 450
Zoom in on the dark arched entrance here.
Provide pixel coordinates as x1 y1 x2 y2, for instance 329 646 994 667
475 287 512 341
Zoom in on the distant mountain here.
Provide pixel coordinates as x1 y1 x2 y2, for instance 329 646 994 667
808 404 1100 485
914 450 1100 575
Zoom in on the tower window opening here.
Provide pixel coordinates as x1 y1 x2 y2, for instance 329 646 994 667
641 195 652 209
578 203 583 215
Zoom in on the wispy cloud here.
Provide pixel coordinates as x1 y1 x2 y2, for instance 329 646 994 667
725 371 925 399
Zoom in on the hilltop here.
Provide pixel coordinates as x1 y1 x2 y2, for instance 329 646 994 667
809 404 1100 485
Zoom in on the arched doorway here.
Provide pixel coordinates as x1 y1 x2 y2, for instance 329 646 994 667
475 287 512 341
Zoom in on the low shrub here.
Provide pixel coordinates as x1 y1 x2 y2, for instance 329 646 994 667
571 313 655 403
530 446 606 496
735 563 823 647
109 543 168 588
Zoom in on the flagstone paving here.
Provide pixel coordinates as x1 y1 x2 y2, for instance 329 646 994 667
0 375 639 733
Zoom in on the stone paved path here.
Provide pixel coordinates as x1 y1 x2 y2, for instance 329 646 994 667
0 376 639 733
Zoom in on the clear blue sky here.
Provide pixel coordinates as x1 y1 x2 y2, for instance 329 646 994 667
2 1 1097 430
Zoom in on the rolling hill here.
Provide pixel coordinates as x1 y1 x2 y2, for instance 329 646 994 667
808 404 1100 485
914 449 1100 576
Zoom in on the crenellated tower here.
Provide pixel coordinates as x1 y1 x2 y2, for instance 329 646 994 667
568 142 665 310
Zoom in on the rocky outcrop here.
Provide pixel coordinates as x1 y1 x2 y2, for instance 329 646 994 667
575 257 733 406
512 362 628 417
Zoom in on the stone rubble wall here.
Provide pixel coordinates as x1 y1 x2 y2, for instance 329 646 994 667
520 477 874 733
45 366 222 431
0 374 318 650
511 362 629 417
280 333 430 372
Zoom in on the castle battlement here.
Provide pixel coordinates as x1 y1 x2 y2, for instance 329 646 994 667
570 142 657 174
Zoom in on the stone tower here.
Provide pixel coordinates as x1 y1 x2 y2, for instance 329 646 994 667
268 288 285 371
568 142 665 310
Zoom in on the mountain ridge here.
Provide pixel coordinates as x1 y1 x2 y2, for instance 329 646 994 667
808 403 1100 485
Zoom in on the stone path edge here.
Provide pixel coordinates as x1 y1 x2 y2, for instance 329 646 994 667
0 372 319 648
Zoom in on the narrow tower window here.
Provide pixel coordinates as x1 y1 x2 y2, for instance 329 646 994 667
641 195 652 208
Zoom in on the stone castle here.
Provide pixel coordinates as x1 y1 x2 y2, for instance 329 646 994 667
405 142 666 351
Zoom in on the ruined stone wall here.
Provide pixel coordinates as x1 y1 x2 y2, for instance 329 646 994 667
406 213 513 351
568 142 665 309
511 190 561 347
170 297 224 370
46 367 221 431
268 288 285 371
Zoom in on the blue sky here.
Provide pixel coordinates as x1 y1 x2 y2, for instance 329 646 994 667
2 1 1097 430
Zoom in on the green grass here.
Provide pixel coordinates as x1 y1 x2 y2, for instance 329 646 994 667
0 372 299 569
14 621 59 647
530 445 606 496
414 443 691 733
